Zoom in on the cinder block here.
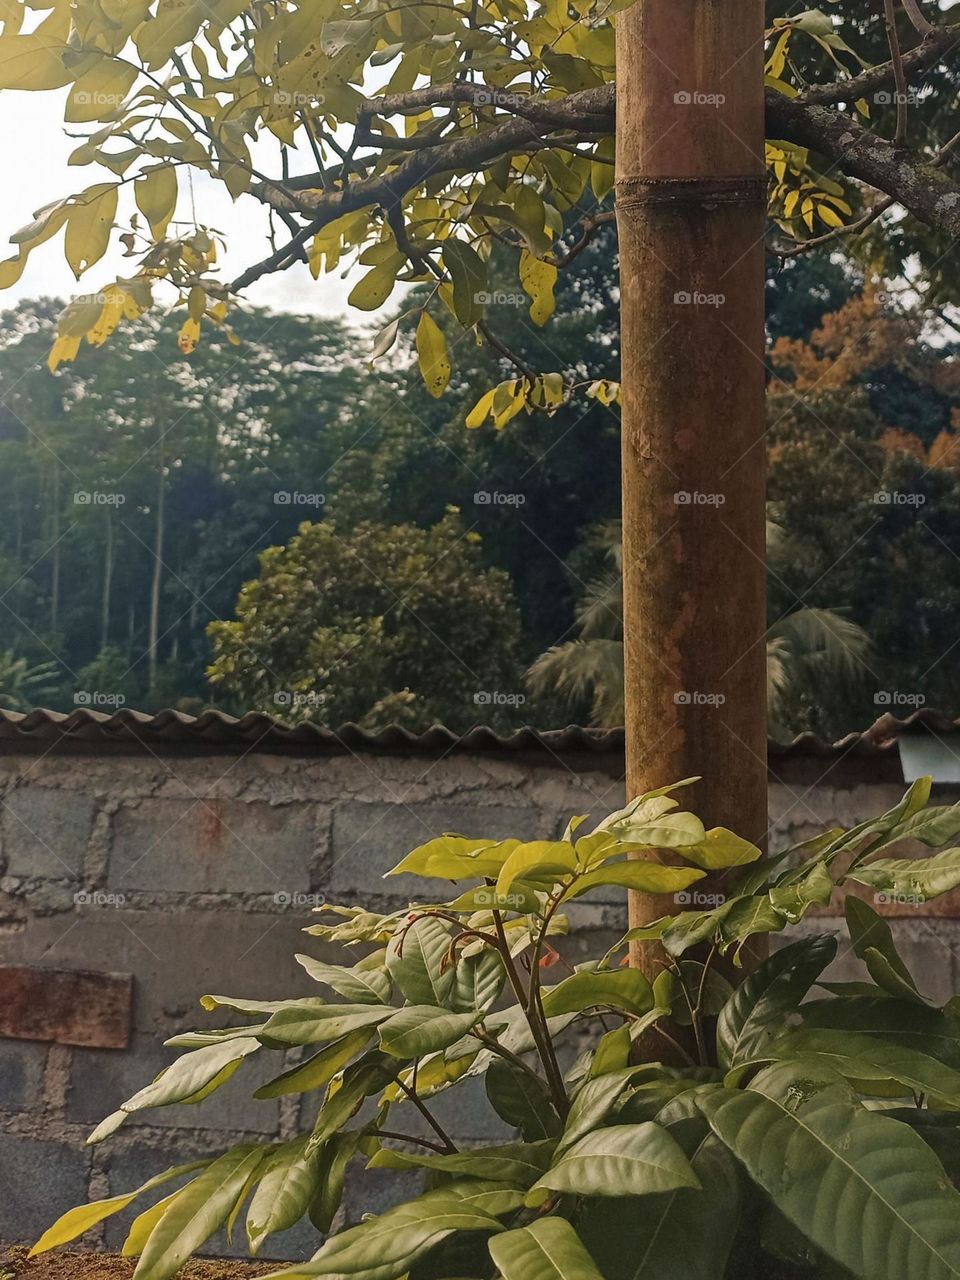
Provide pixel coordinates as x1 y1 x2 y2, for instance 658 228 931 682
109 798 316 895
329 802 540 901
0 964 132 1049
68 1033 283 1135
105 1139 323 1262
0 1133 89 1242
0 1039 47 1111
2 786 95 880
341 1163 422 1226
0 909 336 1030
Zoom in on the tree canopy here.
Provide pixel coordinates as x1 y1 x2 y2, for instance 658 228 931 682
2 0 959 417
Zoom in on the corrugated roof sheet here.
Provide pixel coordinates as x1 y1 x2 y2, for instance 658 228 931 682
0 706 954 758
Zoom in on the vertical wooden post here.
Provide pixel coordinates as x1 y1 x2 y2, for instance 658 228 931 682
616 0 769 979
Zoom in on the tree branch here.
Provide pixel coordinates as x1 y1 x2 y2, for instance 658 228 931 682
798 22 959 105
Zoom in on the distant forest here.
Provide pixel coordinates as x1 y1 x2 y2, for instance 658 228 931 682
2 246 960 738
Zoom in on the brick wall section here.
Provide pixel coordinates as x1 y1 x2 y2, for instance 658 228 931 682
0 747 957 1260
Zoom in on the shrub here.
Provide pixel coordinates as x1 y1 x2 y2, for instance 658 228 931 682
33 776 960 1280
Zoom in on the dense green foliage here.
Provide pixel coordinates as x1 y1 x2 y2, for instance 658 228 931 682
33 775 960 1280
207 514 526 731
2 254 960 734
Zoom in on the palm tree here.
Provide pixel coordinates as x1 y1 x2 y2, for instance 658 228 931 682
0 650 64 711
527 521 872 733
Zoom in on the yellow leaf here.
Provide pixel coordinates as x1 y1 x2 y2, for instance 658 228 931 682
347 261 399 311
519 250 557 327
135 166 178 240
465 387 496 428
178 316 201 354
64 183 118 278
817 203 844 228
47 334 81 372
65 58 137 123
416 310 451 398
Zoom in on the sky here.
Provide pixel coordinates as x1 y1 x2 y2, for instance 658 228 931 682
0 87 363 318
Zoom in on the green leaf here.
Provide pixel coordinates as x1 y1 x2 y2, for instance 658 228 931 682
311 1131 362 1233
541 969 653 1019
766 1027 960 1105
527 1123 699 1201
309 1055 396 1150
605 811 706 851
90 1039 259 1140
416 310 451 398
246 1139 319 1253
485 1060 561 1141
848 848 960 902
800 996 960 1069
378 1006 482 1058
559 1068 644 1152
845 896 929 1004
295 953 392 1004
495 840 578 899
260 1004 393 1046
679 828 762 871
254 1028 374 1098
258 1182 510 1279
133 1146 265 1280
387 836 512 881
441 239 486 326
368 1139 556 1187
564 861 706 900
577 1122 741 1280
701 1063 960 1280
490 1218 605 1280
452 950 505 1013
385 915 456 1007
716 934 837 1069
768 861 834 921
30 1163 207 1257
716 896 787 951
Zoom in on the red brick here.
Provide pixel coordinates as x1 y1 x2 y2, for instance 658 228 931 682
0 965 132 1049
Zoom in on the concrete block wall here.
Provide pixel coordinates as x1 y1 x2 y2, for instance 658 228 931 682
0 745 957 1259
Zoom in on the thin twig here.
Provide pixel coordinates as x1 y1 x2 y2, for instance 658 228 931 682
883 0 910 144
394 1075 458 1152
901 0 936 36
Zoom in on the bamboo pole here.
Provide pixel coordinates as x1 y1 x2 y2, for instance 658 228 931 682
616 0 769 981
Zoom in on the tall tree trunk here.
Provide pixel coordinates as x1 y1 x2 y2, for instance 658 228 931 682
148 450 165 694
101 509 114 652
616 0 768 980
50 459 61 632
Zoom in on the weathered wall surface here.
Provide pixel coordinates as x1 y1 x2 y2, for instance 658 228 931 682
0 746 955 1260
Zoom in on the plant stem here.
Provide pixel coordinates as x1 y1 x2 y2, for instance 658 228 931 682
372 1129 449 1153
395 1076 458 1152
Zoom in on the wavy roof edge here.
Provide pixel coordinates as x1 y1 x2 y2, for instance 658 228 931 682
0 706 954 758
